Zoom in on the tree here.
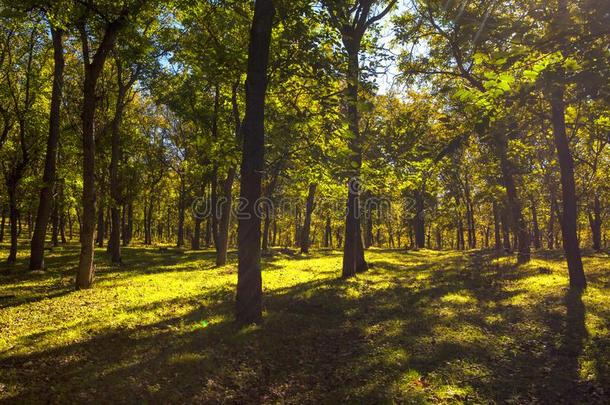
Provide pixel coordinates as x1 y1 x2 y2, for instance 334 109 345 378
29 22 64 270
322 0 396 278
235 0 275 325
75 3 136 289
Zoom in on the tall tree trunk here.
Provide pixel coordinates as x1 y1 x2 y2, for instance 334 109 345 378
342 47 367 277
177 179 185 247
531 196 541 249
497 137 530 263
210 83 221 249
59 188 66 244
550 83 586 287
464 175 476 248
435 227 442 250
414 189 426 248
272 216 277 246
300 183 316 254
76 18 124 289
324 215 332 248
363 193 373 248
145 196 153 245
96 197 104 247
193 217 202 250
109 74 129 263
29 28 64 270
214 81 240 265
588 194 601 251
548 0 586 288
51 200 60 247
217 168 235 264
262 214 271 252
125 202 133 246
6 184 18 264
236 0 274 325
501 205 512 252
68 204 73 240
493 200 502 250
548 193 557 249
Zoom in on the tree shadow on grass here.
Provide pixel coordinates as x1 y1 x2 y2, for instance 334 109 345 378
1 250 608 403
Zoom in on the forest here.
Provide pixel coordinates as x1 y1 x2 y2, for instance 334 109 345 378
0 0 609 402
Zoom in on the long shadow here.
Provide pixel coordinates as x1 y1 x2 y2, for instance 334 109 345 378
1 249 608 403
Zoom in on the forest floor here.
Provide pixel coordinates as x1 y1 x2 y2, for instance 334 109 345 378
0 243 609 404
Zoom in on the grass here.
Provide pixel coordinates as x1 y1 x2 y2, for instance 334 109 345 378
1 242 609 403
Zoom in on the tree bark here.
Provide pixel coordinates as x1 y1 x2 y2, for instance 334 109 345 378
125 202 133 245
236 0 274 325
493 200 502 250
76 18 125 289
588 194 601 252
300 183 316 253
550 84 586 288
497 136 530 263
342 47 367 277
548 0 586 288
414 189 426 249
177 178 185 247
6 184 18 264
216 168 235 265
108 69 130 262
29 27 64 270
51 199 60 247
96 196 104 247
531 196 541 249
210 83 221 249
324 215 332 248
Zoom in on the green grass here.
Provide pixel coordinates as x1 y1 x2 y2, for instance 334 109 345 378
1 242 609 403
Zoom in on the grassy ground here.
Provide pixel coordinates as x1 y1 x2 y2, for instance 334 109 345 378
0 242 609 403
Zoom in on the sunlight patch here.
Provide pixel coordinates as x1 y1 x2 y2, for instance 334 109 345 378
440 291 476 306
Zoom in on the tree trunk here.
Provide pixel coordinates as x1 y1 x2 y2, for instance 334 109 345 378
414 189 425 249
262 214 271 252
236 0 274 325
342 46 367 277
501 205 511 252
6 184 18 264
192 217 202 250
550 83 586 288
96 197 104 247
435 227 442 250
300 183 316 253
217 167 235 265
51 199 60 247
125 202 133 246
29 28 64 270
210 83 221 249
59 189 66 244
548 0 586 288
272 216 277 246
464 175 476 248
145 196 153 245
177 179 185 247
324 215 332 248
493 200 502 250
363 194 373 248
109 78 129 263
497 138 530 263
588 194 601 252
76 18 124 289
531 197 541 249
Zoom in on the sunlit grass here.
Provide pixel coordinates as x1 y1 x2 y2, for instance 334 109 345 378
1 243 609 403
